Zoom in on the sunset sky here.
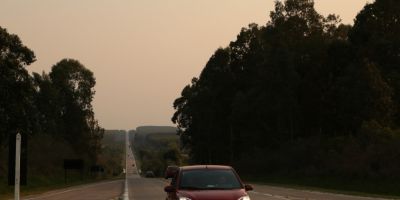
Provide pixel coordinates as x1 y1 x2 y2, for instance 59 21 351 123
0 0 369 129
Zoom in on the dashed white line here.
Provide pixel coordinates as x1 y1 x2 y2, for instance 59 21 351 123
122 178 129 200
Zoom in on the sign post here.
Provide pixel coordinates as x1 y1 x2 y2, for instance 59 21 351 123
15 133 21 200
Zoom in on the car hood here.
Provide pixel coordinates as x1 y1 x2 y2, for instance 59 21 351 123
178 189 247 200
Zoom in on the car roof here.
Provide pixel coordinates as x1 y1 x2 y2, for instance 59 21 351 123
179 165 233 171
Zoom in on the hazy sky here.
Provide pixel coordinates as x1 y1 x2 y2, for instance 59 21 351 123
1 0 369 129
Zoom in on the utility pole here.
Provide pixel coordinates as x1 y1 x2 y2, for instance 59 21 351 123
15 132 21 200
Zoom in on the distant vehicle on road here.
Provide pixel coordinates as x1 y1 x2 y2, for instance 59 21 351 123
164 165 253 200
165 165 179 178
145 170 155 178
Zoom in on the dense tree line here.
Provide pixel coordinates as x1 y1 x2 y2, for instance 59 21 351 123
133 131 183 177
173 0 400 179
0 26 103 171
32 59 104 163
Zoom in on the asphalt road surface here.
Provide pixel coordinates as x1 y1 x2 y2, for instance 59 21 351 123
20 180 124 200
18 133 395 200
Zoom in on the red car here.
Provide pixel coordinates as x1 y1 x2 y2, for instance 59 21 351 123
164 165 253 200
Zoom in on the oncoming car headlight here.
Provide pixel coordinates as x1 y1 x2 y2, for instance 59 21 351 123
238 195 251 200
179 197 192 200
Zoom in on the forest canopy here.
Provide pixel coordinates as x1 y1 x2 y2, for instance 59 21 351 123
172 0 400 180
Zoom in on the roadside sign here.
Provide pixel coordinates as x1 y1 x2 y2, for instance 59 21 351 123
63 159 84 183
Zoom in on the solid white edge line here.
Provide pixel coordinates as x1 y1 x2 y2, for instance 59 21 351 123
249 190 394 200
122 130 130 200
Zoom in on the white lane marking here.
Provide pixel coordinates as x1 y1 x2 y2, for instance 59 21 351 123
249 191 295 200
122 178 129 200
249 189 394 200
123 131 130 200
23 180 122 200
300 190 393 200
249 191 273 197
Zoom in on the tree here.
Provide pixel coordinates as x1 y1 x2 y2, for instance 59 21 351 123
50 59 96 114
172 0 400 181
0 26 36 185
172 0 374 165
349 0 400 125
0 26 36 145
48 59 101 161
32 72 61 136
0 26 104 183
87 117 104 164
331 61 394 135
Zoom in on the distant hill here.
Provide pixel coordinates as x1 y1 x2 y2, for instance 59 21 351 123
104 130 126 134
132 126 178 151
135 126 177 134
104 130 126 142
130 126 182 177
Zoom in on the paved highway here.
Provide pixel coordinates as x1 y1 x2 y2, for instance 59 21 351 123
20 180 124 200
18 133 394 200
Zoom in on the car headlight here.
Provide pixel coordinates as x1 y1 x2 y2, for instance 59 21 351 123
179 197 192 200
238 195 251 200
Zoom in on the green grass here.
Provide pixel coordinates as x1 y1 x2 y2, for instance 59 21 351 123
242 174 400 199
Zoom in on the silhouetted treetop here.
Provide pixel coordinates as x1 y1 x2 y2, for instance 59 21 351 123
172 0 400 180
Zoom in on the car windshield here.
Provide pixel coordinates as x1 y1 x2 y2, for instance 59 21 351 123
179 169 242 190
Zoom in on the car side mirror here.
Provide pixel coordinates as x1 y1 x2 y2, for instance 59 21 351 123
244 184 253 191
164 185 176 193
